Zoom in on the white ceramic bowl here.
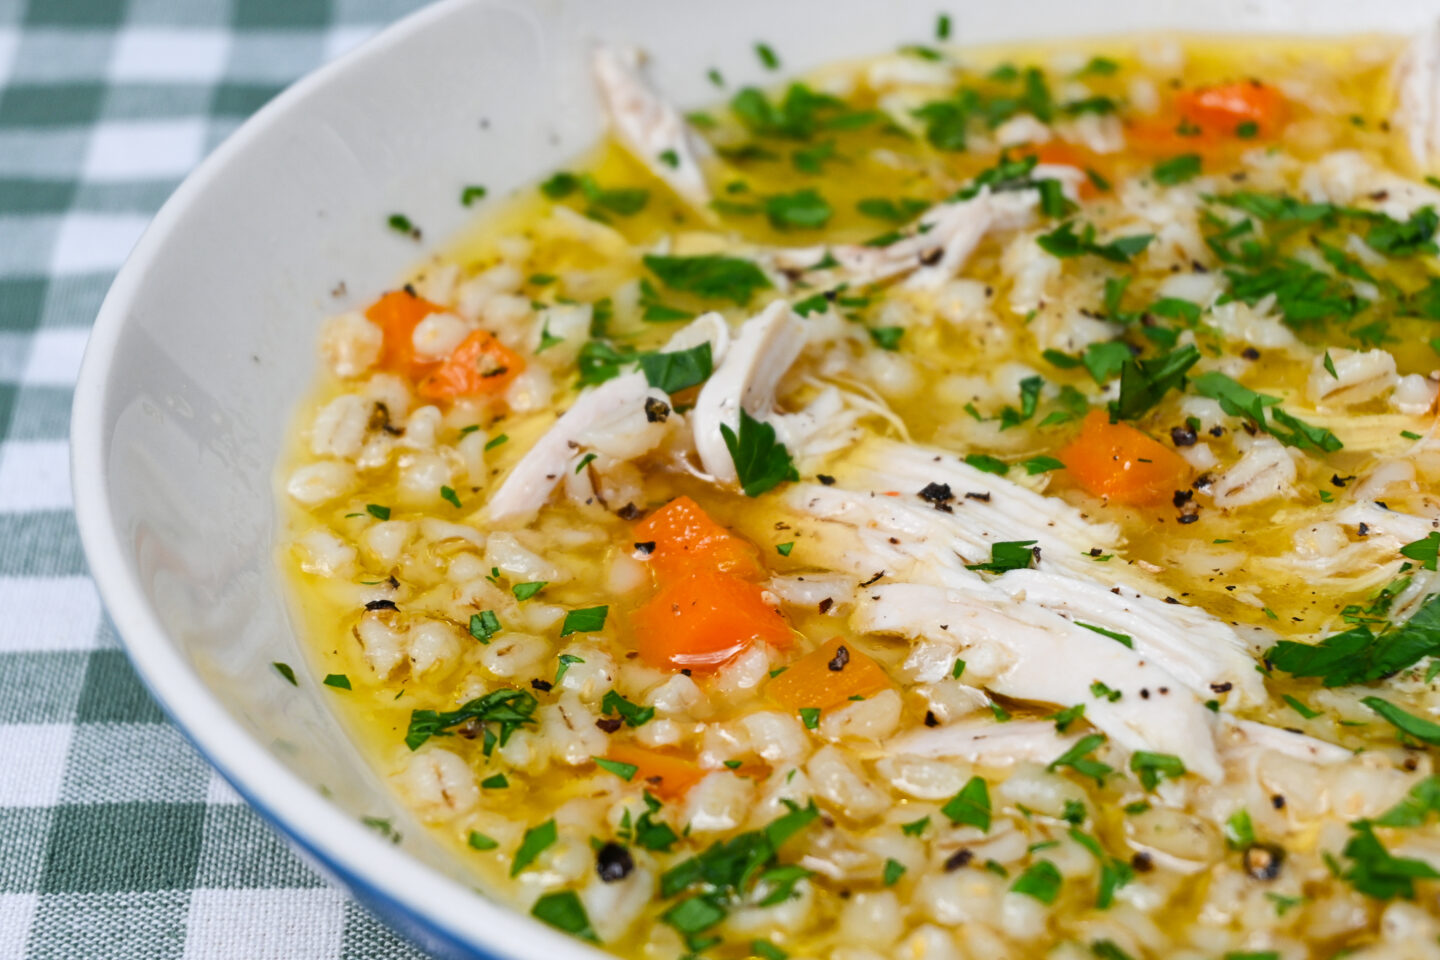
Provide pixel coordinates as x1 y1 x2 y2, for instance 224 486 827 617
71 1 1433 956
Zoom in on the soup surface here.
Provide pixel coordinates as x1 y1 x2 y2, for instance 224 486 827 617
282 27 1440 960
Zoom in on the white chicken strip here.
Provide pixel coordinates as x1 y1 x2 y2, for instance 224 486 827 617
485 371 668 523
772 187 1035 290
690 301 862 484
593 46 713 209
1393 18 1440 170
992 569 1264 705
856 582 1225 781
887 718 1078 766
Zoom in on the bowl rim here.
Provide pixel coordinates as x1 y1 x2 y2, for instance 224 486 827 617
69 1 607 956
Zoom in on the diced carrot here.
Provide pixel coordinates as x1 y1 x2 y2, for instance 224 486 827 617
634 496 762 581
1059 409 1191 507
631 570 792 671
1175 81 1286 138
366 289 445 376
766 636 893 711
416 330 524 401
603 743 705 800
1029 142 1103 199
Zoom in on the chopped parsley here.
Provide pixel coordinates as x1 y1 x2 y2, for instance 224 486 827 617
1153 153 1202 185
560 606 608 637
404 688 538 752
1191 371 1342 452
1048 733 1112 784
1011 860 1063 903
882 858 907 885
799 707 821 730
965 539 1038 574
512 581 548 601
530 890 597 942
469 610 501 643
765 188 834 229
1401 532 1440 571
1362 696 1440 746
776 541 795 556
964 453 1010 475
642 254 772 305
1037 221 1154 263
1266 593 1440 686
868 326 905 350
941 776 992 831
755 42 780 70
554 653 585 685
272 662 298 686
1076 621 1134 649
1341 820 1440 899
721 408 799 497
1023 455 1066 475
322 673 350 690
460 185 487 206
601 690 655 728
594 756 639 781
467 830 499 850
1129 751 1186 791
440 486 462 508
365 503 391 520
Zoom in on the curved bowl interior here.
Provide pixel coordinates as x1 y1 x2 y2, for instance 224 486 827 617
70 0 1433 956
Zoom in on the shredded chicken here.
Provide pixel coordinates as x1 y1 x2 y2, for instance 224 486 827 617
593 46 713 209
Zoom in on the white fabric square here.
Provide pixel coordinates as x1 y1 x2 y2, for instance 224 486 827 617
82 119 207 182
19 325 89 386
204 768 246 806
0 29 17 89
0 893 37 959
0 724 73 807
110 28 229 82
48 213 149 275
322 25 378 63
0 577 101 653
21 327 90 386
182 887 346 960
0 440 73 512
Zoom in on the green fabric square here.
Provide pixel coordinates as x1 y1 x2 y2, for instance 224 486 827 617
36 273 107 329
41 803 206 893
0 807 54 892
0 511 87 577
60 724 211 805
5 384 72 440
0 276 48 331
75 649 166 724
23 0 127 27
0 179 77 215
211 82 285 118
233 0 332 28
101 84 213 122
0 84 105 127
194 804 324 889
25 890 188 960
0 651 89 724
72 180 178 214
342 900 433 960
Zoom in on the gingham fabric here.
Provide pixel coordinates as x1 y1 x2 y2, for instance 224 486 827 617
0 1 437 957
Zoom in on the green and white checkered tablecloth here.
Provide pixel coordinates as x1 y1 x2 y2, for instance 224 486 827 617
0 1 440 956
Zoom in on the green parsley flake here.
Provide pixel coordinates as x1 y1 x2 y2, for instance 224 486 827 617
560 606 608 637
467 830 499 850
272 662 298 686
322 673 351 690
1011 860 1063 903
365 503 390 520
512 819 558 876
530 890 597 942
721 408 799 497
799 707 821 730
941 776 991 830
594 756 639 781
469 610 501 644
512 581 548 601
